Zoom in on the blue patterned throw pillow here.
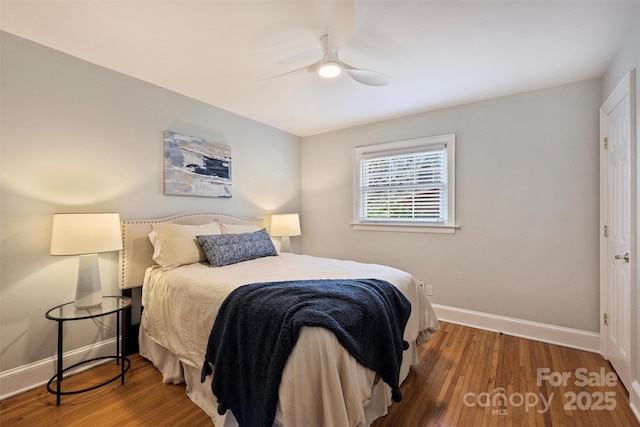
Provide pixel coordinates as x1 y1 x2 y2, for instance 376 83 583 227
196 229 277 267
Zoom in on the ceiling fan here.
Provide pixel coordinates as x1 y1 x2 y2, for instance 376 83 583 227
267 0 391 87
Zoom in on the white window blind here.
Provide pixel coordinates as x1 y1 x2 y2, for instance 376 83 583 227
354 134 455 231
359 146 447 223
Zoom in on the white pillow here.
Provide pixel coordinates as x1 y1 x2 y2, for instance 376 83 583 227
148 230 161 264
151 222 222 269
220 223 261 234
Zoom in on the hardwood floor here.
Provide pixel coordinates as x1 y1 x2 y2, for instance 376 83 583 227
373 322 639 427
1 322 638 426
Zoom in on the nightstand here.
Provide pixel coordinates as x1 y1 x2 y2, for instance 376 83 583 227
45 295 132 405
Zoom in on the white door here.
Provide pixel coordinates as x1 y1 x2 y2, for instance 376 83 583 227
601 72 633 392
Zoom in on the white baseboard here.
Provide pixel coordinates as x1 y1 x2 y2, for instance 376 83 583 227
432 304 600 353
0 338 116 401
631 381 640 423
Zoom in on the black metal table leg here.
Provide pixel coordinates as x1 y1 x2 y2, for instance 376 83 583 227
56 320 63 406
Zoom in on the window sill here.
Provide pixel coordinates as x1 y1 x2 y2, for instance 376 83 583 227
351 223 460 234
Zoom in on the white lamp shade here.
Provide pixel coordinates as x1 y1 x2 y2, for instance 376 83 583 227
270 213 301 237
50 213 123 255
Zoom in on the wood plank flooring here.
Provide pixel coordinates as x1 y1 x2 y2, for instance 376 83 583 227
373 322 638 427
1 322 638 426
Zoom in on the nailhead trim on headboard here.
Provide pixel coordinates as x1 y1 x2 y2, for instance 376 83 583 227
119 213 264 289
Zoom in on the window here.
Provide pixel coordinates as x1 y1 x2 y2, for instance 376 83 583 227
353 134 457 233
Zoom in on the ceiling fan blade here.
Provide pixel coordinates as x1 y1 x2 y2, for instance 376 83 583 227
260 61 319 81
344 66 392 86
327 0 355 50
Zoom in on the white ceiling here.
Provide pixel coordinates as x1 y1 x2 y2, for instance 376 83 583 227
2 0 639 137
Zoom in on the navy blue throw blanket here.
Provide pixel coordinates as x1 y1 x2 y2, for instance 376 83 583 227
200 278 411 427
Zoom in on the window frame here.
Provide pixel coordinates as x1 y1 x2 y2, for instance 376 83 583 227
352 134 457 234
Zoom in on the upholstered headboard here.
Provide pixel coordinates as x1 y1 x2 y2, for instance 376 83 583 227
119 212 264 289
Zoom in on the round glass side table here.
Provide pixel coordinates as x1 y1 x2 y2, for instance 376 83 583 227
45 295 132 405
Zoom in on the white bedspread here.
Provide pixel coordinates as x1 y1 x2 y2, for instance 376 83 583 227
141 253 439 426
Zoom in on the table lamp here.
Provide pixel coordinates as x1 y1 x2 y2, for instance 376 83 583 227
270 213 301 253
50 213 123 309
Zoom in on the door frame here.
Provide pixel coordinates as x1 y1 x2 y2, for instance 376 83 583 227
600 70 637 391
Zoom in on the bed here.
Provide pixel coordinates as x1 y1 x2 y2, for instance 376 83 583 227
119 212 439 427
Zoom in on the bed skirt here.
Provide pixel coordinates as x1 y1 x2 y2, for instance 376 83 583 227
139 322 419 427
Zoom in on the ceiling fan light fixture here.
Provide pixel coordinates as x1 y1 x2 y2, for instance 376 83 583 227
318 61 341 78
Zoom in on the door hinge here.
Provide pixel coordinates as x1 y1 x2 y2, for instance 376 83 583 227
604 225 608 237
604 137 608 149
604 313 608 326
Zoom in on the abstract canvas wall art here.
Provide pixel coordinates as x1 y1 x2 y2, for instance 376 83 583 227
164 131 232 198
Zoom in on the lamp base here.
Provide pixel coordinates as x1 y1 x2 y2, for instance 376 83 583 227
75 254 103 309
280 236 292 253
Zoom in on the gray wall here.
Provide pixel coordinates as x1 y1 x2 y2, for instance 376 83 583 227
602 14 640 100
301 78 602 333
0 32 301 372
